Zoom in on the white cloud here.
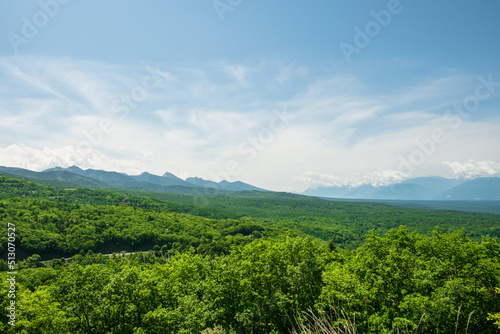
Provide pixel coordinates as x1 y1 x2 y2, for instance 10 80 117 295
272 63 309 84
0 144 146 174
155 109 177 125
220 64 249 82
0 145 146 174
444 160 500 179
295 169 408 190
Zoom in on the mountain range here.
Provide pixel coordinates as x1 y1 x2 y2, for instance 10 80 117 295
303 176 500 201
0 165 499 201
0 166 267 194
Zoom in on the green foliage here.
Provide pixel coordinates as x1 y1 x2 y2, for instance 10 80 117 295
487 287 500 329
0 197 284 259
2 175 500 333
6 237 328 333
20 254 43 269
0 231 499 333
17 286 72 333
2 231 498 333
201 325 231 334
231 236 329 332
0 175 57 198
319 227 500 333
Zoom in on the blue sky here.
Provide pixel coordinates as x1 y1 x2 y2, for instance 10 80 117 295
1 0 500 191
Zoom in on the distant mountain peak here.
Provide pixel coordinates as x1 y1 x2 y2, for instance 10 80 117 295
185 176 204 181
44 165 84 173
185 176 267 192
162 172 181 179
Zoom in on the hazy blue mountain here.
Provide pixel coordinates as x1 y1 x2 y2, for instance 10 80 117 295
303 176 498 201
304 183 427 200
185 177 267 192
304 185 351 198
58 167 138 187
45 167 193 188
163 172 181 179
373 177 465 200
131 172 193 187
218 180 268 192
1 166 268 194
437 177 500 200
359 183 429 200
8 165 498 199
0 166 109 187
44 167 189 191
399 177 465 198
185 177 219 188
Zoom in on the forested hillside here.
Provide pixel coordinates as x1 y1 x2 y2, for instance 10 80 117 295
2 175 500 258
1 175 500 333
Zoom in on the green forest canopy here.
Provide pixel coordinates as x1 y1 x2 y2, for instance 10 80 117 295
0 175 499 333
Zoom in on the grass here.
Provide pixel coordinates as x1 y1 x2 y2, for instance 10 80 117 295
292 307 474 334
